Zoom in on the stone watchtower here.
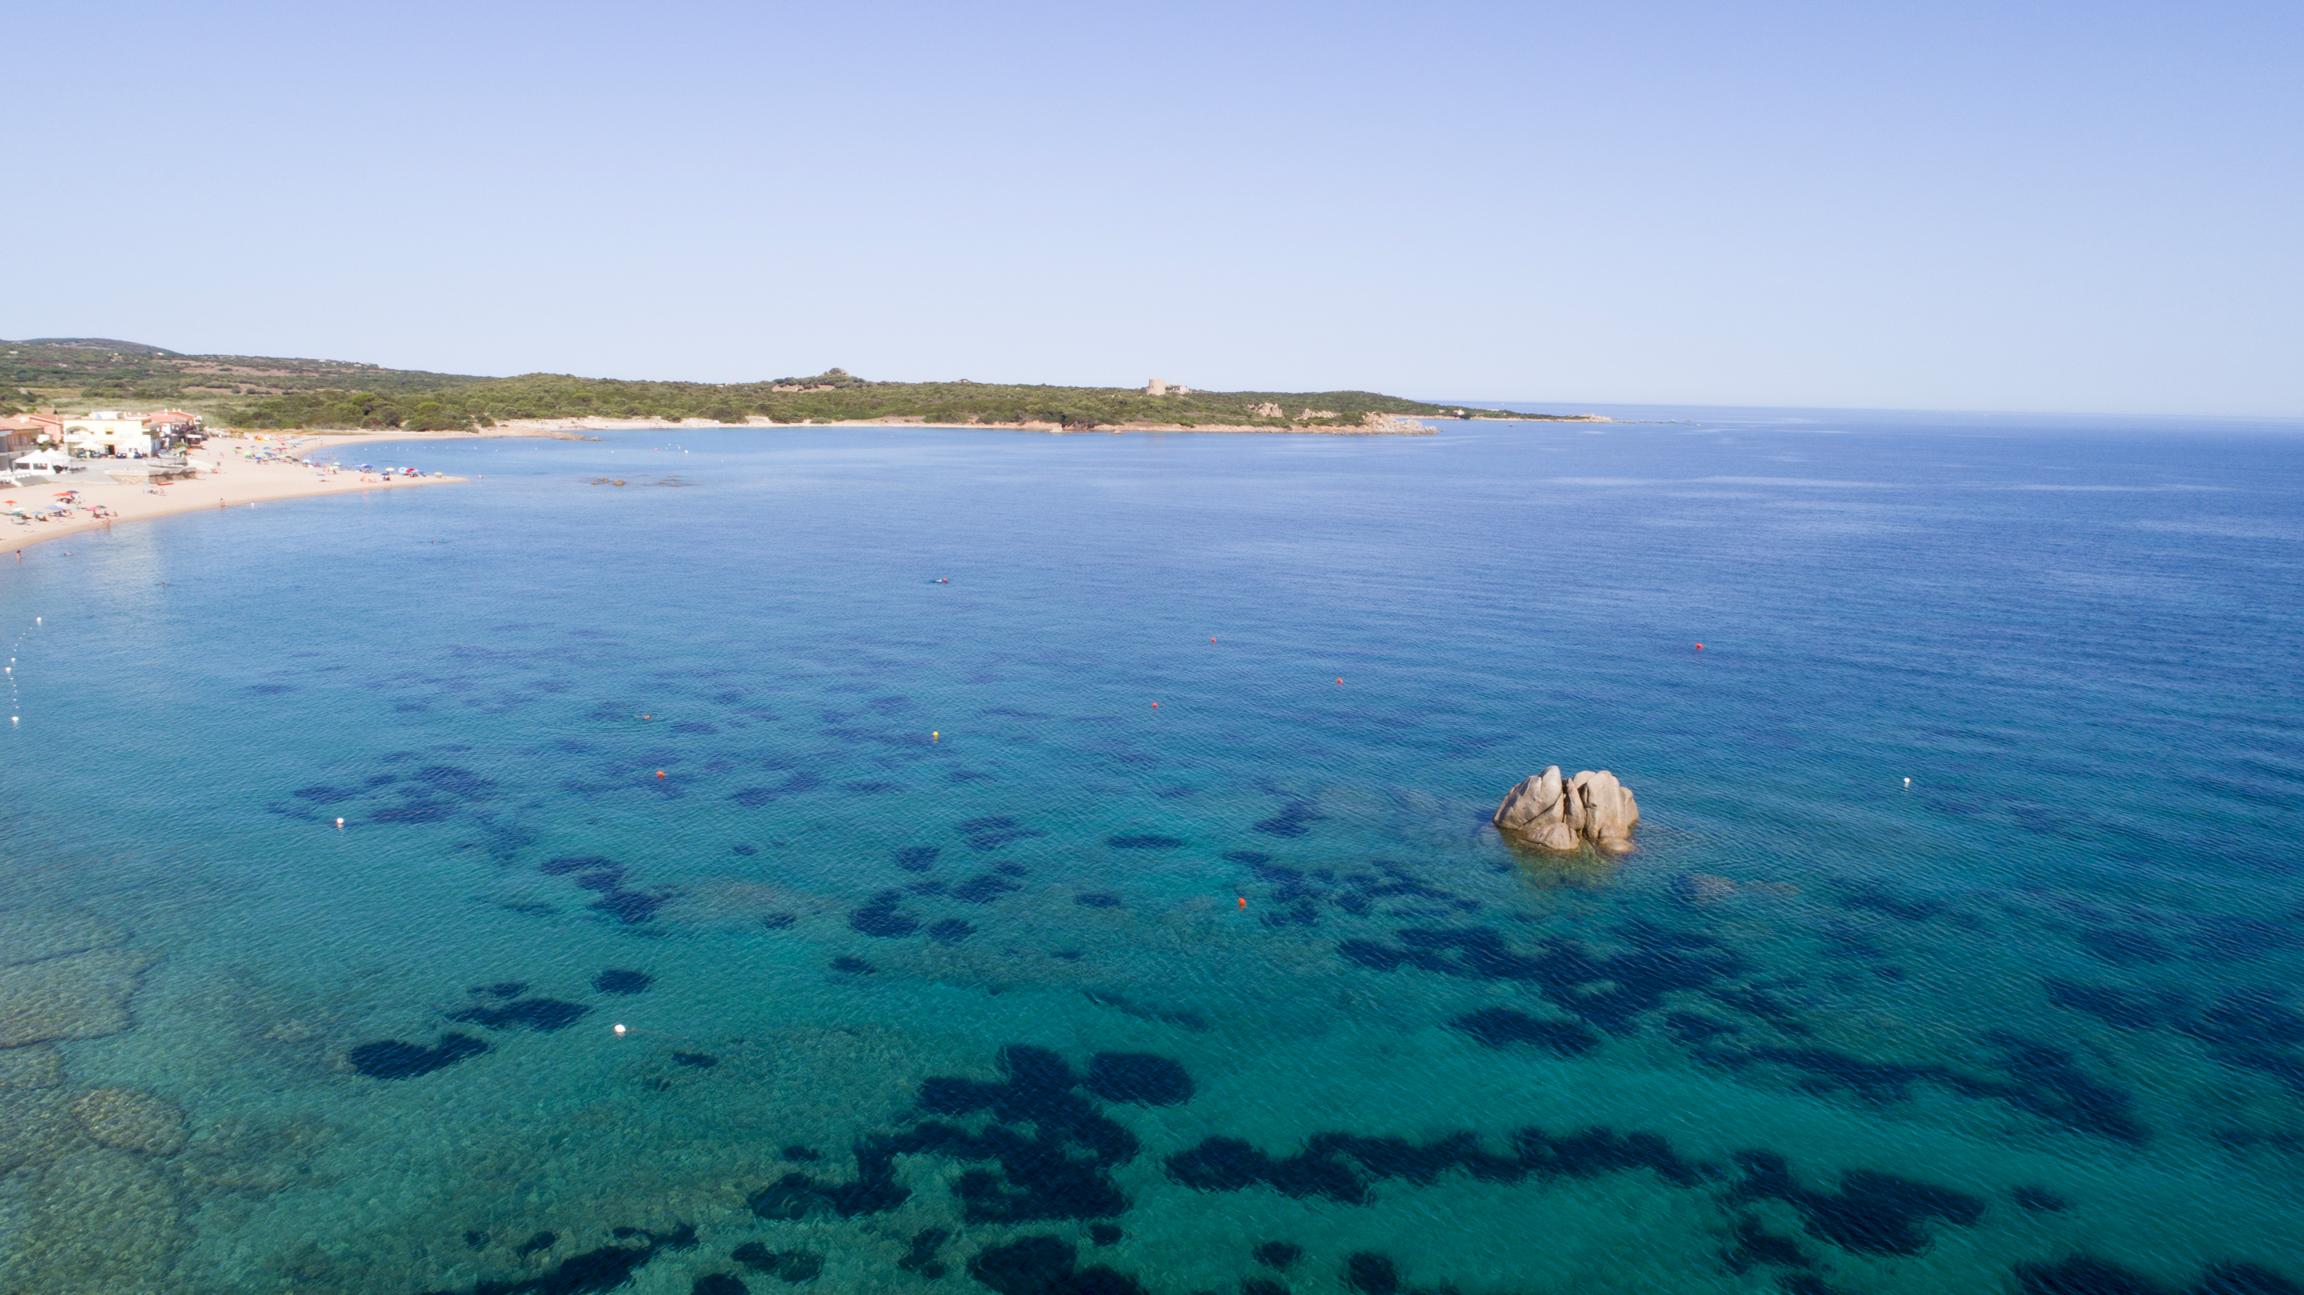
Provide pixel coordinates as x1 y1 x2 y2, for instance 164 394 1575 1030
1145 378 1168 397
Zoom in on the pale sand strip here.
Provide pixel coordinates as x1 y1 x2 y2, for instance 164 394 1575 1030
2 435 459 557
0 413 1457 559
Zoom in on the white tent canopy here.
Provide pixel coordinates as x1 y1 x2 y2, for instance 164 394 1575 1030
15 450 72 470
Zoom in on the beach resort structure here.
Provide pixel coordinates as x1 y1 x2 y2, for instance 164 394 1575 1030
0 414 65 463
0 408 206 472
5 429 449 541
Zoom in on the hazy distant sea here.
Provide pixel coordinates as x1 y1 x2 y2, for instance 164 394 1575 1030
3 408 2300 1294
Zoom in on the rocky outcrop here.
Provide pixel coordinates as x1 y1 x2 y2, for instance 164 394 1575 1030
1359 413 1435 435
1493 766 1639 854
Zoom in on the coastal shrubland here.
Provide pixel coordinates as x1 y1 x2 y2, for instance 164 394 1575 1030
227 374 1507 431
0 337 1567 430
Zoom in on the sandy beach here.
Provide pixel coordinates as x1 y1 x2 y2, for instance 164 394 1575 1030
3 434 458 555
0 411 1479 558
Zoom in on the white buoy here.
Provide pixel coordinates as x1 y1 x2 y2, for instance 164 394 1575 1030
335 817 346 830
1903 776 1912 788
612 1023 628 1037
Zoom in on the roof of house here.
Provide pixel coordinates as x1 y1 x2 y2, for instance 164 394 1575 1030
143 409 199 425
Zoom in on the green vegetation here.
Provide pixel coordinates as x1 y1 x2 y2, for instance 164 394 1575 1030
0 338 480 418
0 338 1573 431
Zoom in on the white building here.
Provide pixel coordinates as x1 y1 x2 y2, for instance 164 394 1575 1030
62 414 155 457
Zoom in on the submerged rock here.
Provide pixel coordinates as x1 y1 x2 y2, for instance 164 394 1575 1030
0 1044 64 1089
0 946 160 1048
0 1090 86 1175
0 911 129 967
70 1087 188 1158
1492 766 1639 854
0 1143 189 1293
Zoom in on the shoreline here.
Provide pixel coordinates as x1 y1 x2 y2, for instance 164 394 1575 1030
4 434 458 557
336 415 1453 437
3 412 1608 558
304 411 1605 438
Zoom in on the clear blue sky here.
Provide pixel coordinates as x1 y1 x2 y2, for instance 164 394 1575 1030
8 1 2300 415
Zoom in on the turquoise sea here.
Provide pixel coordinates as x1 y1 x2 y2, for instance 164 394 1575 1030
2 410 2301 1295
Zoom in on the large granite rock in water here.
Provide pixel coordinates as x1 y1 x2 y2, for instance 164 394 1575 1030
1493 766 1640 854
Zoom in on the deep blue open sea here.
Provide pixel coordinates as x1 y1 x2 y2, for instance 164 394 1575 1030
3 409 2301 1295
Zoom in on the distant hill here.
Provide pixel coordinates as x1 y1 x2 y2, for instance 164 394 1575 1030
16 337 184 356
0 338 1569 431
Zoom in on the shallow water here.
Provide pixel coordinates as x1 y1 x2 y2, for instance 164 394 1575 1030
2 411 2300 1294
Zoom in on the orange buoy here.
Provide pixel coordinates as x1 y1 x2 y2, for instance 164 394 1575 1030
1209 636 1216 643
654 769 666 780
1334 677 1343 686
1237 896 1247 909
1694 642 1705 651
1150 701 1160 709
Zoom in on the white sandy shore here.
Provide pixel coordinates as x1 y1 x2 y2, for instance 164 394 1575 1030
3 434 457 556
0 408 1575 558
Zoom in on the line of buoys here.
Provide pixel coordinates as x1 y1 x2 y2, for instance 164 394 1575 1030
7 618 33 728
